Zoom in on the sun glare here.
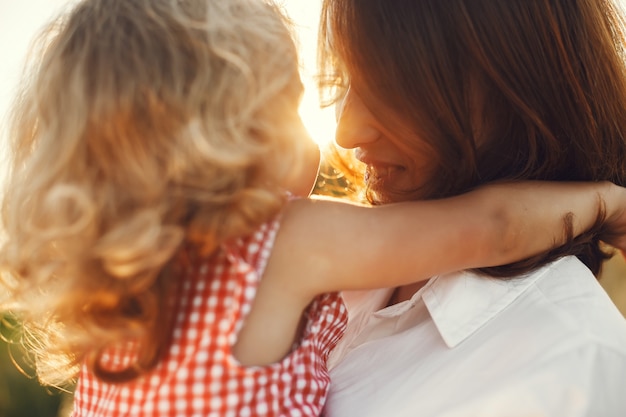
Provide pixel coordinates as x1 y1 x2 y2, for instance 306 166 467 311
0 0 336 156
299 93 337 148
281 1 337 148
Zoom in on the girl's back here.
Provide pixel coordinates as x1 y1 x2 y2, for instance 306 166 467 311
74 218 346 416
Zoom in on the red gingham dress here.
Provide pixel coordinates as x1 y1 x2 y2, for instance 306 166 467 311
72 218 348 417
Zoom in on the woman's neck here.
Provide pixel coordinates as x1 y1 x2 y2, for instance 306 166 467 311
387 280 429 306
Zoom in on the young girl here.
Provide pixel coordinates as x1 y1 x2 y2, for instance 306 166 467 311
1 0 625 416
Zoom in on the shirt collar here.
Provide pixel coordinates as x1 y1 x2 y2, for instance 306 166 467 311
420 266 547 348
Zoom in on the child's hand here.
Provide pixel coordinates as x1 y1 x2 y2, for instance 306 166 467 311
599 183 626 255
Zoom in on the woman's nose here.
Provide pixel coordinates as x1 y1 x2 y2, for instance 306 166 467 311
335 88 380 149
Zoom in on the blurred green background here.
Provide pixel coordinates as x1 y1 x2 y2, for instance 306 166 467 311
0 315 71 417
1 254 625 417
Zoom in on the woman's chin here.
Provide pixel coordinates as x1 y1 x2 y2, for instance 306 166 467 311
365 183 406 204
365 177 427 204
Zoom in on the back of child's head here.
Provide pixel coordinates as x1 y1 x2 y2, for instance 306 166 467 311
0 0 305 386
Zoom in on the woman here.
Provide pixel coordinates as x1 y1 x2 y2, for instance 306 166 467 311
318 0 626 415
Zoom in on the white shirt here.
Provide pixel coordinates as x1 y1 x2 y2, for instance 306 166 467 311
324 256 626 417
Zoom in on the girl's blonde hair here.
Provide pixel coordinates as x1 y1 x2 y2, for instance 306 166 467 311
1 0 305 386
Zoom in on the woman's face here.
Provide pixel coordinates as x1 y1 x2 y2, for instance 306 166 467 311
335 87 437 203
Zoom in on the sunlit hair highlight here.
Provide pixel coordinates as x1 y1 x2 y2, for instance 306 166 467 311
0 0 305 386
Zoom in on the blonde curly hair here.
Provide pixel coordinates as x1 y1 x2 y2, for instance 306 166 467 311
0 0 307 387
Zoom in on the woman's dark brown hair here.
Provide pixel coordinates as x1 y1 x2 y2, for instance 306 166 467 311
319 0 626 276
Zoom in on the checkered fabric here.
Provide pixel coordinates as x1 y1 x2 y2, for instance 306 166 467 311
72 218 348 416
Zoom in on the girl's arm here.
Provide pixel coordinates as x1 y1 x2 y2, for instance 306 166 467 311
234 180 625 366
271 181 626 296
